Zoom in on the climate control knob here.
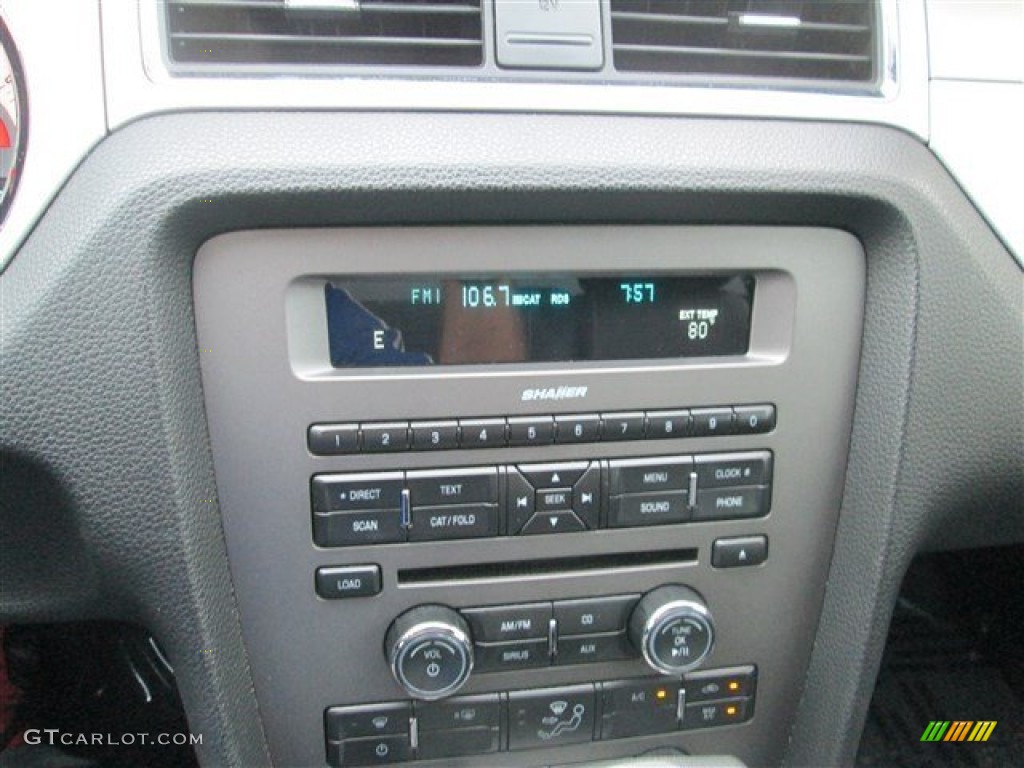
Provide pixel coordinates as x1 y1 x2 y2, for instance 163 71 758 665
628 585 714 676
385 605 474 700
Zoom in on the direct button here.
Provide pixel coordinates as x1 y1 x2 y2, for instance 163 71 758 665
609 456 691 495
554 594 639 635
311 472 404 513
695 451 772 489
462 602 551 642
406 467 498 507
325 702 410 740
711 536 768 569
315 565 382 599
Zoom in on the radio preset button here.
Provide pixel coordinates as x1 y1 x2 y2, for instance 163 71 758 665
554 414 601 444
733 404 776 434
313 510 405 548
600 412 646 442
693 486 770 521
406 467 498 507
520 510 587 535
507 416 554 447
458 419 507 449
462 603 551 642
361 423 410 453
690 408 735 437
315 565 382 599
608 456 691 495
312 473 405 513
645 410 691 440
554 595 639 635
309 424 361 455
694 451 772 489
607 492 690 528
410 421 460 451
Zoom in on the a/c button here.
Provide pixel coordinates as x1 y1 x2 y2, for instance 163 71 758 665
316 565 382 599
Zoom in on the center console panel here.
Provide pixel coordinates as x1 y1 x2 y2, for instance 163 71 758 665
193 227 864 767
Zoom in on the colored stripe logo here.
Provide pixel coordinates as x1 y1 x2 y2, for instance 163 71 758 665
920 721 996 742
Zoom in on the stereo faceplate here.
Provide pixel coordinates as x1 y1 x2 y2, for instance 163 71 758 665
193 226 864 767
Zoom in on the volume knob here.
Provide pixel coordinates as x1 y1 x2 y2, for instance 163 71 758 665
628 585 715 676
385 605 474 701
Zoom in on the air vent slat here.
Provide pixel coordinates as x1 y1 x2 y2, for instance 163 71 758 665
610 0 879 85
167 0 483 68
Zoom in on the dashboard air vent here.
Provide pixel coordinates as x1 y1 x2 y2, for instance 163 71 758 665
166 0 483 68
610 0 878 84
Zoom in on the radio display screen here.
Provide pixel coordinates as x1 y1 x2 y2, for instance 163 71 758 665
325 274 755 368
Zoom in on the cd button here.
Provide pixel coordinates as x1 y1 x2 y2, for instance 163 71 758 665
554 595 638 635
507 416 554 447
554 414 601 444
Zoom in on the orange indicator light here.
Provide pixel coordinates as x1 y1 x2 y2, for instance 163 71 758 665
726 705 738 717
727 681 740 692
656 689 668 700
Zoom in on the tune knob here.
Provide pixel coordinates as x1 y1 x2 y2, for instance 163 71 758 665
385 605 474 700
628 585 715 676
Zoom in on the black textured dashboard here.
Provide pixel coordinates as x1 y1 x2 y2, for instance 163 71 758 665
1 112 1021 767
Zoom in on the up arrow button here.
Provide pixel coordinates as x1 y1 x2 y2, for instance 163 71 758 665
711 536 768 569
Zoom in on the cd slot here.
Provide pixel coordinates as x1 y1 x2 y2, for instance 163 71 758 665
397 548 698 585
